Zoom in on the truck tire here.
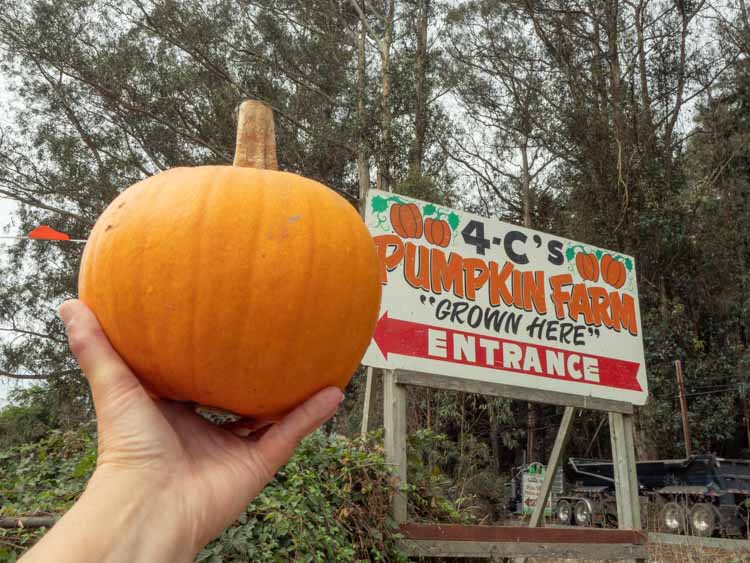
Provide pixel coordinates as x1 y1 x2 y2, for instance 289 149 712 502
689 503 718 537
660 502 688 534
574 499 594 526
555 499 574 525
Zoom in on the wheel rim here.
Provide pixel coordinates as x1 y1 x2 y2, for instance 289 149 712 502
575 500 592 525
691 506 713 534
663 505 682 531
557 502 571 523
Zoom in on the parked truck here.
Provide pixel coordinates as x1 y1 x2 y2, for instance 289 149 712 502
553 455 750 537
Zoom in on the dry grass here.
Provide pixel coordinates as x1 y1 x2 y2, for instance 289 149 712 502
647 542 749 562
527 542 749 562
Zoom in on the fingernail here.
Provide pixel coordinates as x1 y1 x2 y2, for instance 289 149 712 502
339 393 346 404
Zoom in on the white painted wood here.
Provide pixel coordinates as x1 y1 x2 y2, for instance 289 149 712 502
383 369 407 523
395 370 633 414
362 189 648 408
360 366 374 439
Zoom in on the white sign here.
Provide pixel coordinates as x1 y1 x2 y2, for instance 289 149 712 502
362 190 648 405
522 465 562 515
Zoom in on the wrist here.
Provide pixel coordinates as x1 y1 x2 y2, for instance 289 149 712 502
87 468 200 561
23 468 198 563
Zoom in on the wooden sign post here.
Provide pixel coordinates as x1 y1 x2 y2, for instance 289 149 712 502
362 190 649 561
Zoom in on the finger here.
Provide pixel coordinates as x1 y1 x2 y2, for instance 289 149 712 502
59 299 144 408
253 387 342 474
222 416 277 437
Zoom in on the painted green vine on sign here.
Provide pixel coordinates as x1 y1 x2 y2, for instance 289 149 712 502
422 203 460 231
565 243 633 272
370 194 461 235
370 194 407 231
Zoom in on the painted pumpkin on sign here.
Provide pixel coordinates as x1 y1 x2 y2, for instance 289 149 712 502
390 203 423 239
78 101 382 419
424 218 451 247
601 254 626 289
575 252 599 282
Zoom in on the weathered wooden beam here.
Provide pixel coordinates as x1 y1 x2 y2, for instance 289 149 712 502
383 369 407 523
399 539 648 560
528 406 576 528
609 412 645 563
399 523 647 544
394 371 633 414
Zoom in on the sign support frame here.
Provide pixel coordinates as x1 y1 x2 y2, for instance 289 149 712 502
384 369 647 562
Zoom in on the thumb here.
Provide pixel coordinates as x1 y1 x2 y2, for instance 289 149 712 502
59 299 146 412
253 387 343 478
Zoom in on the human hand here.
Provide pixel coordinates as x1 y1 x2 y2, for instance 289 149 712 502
22 299 342 562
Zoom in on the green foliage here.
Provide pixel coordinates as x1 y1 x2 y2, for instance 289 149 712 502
0 428 472 561
0 427 96 559
198 431 403 562
407 429 480 523
396 173 443 204
0 386 64 448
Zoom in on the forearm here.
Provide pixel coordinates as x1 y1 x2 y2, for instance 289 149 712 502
21 470 197 563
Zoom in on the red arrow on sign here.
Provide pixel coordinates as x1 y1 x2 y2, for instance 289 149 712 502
373 311 642 392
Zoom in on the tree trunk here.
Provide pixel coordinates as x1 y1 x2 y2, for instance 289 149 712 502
488 399 501 472
357 5 370 213
378 0 395 192
520 134 539 463
409 0 429 178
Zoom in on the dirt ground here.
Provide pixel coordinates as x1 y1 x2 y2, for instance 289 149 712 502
526 542 750 562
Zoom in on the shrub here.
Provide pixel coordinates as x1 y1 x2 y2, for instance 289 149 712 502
0 427 472 561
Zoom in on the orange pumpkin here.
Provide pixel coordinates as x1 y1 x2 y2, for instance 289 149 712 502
390 203 423 238
78 101 382 419
424 218 451 247
601 254 626 289
575 252 599 282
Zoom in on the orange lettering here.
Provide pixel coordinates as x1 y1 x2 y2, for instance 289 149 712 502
373 234 403 284
522 271 547 314
404 242 431 290
430 249 465 298
463 258 489 301
549 274 573 319
568 283 594 324
588 286 613 328
512 270 524 308
610 292 638 335
489 261 514 306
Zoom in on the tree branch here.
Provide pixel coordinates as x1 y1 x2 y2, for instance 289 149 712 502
0 368 79 381
0 517 57 529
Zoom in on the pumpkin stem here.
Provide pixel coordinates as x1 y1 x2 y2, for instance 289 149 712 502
233 100 278 170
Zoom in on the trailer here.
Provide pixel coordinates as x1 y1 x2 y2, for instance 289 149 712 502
552 455 750 537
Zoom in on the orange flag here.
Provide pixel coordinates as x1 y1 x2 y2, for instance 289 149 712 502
27 225 71 241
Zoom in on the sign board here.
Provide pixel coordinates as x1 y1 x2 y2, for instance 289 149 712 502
362 189 648 405
521 464 563 516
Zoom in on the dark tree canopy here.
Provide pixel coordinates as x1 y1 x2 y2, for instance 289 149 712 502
0 0 748 474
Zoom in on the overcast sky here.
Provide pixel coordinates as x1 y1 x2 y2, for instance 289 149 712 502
1 199 22 406
1 75 26 406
